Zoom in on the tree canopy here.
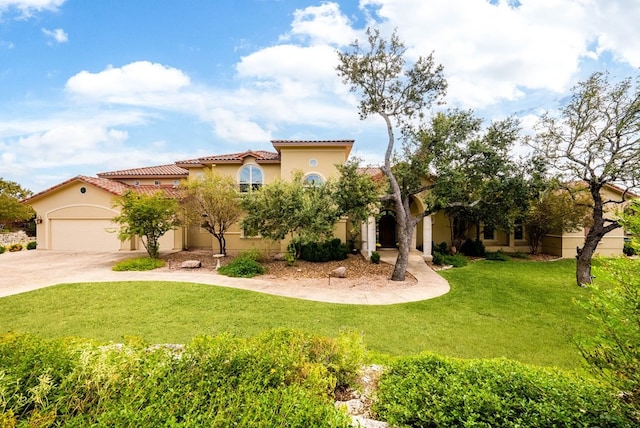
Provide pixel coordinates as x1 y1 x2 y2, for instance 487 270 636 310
0 178 34 224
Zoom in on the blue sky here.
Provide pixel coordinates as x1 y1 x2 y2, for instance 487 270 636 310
1 0 639 193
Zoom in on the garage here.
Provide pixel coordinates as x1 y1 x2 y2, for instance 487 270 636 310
50 219 122 251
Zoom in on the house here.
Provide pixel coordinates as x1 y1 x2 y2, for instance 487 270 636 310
25 140 353 254
24 139 634 259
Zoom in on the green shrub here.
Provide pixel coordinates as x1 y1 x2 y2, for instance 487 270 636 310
0 330 359 427
432 251 468 267
26 241 37 250
370 251 380 264
112 257 165 271
623 240 637 256
460 238 486 257
8 243 22 252
374 353 629 427
433 241 448 254
218 254 265 278
298 238 348 262
0 246 4 254
486 249 511 261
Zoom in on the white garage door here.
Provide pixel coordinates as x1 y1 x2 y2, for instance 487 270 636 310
50 219 121 251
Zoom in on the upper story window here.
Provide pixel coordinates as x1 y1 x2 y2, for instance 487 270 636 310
239 164 263 192
303 173 324 187
154 180 161 186
133 180 140 186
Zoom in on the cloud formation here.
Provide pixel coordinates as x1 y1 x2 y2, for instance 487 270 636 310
0 0 66 18
42 28 68 44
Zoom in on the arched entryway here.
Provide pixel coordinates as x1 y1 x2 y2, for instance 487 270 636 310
378 210 397 248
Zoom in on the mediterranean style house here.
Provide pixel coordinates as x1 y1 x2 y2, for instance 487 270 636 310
24 139 632 259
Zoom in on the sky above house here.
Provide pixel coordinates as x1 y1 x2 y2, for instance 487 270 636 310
1 0 639 193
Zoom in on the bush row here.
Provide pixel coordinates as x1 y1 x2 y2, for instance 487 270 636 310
296 238 349 262
373 353 630 427
0 330 364 427
0 241 37 254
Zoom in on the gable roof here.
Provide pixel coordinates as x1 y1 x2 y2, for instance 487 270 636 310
97 164 188 178
271 139 354 156
24 175 183 203
175 150 280 167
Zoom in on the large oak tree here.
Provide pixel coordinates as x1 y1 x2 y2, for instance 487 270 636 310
532 71 640 285
337 28 447 280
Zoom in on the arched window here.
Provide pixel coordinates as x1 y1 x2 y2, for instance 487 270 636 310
239 164 263 192
303 173 324 186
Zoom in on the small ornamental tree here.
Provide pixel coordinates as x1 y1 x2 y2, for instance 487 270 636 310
113 190 181 259
181 169 242 255
525 186 592 254
241 172 340 245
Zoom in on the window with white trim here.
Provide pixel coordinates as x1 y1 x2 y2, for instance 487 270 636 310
239 164 263 192
303 173 324 186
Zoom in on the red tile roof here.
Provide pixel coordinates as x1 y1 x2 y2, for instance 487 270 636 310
97 164 188 178
176 150 280 166
24 175 184 203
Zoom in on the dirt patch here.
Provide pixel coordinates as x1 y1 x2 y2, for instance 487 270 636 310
161 250 418 291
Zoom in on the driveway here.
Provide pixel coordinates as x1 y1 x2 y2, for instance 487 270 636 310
0 250 449 305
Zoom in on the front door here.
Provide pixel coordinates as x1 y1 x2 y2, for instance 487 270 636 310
378 211 396 248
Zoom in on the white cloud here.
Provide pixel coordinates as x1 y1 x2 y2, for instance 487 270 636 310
0 0 66 18
42 27 68 44
285 2 360 46
65 61 191 103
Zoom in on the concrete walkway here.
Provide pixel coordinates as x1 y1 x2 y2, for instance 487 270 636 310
0 250 449 305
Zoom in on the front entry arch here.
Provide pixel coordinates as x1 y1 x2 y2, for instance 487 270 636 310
378 210 396 248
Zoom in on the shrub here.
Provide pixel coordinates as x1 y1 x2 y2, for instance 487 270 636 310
623 240 637 256
0 330 359 427
0 246 4 254
218 253 265 278
26 241 37 250
433 241 448 254
460 238 486 257
8 243 22 252
485 249 511 261
112 257 165 271
373 353 629 427
370 251 380 264
432 251 468 267
298 238 348 262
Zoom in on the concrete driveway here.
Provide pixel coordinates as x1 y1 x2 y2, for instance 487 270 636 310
0 250 449 305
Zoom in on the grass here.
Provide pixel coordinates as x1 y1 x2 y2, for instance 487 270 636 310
0 258 610 369
112 256 165 271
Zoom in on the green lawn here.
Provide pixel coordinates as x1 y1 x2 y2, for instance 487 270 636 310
0 258 602 369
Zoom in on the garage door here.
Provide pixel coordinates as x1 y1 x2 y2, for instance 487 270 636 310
50 219 122 251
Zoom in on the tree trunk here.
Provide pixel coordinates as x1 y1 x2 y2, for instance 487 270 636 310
575 184 620 286
391 210 413 280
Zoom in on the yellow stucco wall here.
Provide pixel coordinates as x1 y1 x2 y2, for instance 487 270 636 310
29 180 182 252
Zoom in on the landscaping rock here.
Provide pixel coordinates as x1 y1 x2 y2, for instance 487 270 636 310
181 260 202 269
271 253 286 261
330 266 347 278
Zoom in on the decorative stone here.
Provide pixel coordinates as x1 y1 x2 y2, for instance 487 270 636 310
181 260 202 269
271 253 286 261
330 266 347 278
